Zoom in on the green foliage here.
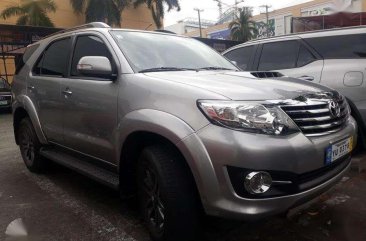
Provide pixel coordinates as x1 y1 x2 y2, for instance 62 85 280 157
69 0 129 27
134 0 181 29
1 0 56 27
229 7 258 42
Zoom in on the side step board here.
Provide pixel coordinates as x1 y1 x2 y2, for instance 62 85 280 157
40 147 119 190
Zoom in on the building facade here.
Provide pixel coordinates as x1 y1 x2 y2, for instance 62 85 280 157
164 18 215 35
0 0 157 29
186 0 366 39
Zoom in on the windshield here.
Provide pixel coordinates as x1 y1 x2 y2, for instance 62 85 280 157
110 31 238 73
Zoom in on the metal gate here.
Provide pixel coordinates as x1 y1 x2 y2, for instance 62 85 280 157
0 24 62 83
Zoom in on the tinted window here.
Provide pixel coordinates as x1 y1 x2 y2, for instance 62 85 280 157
71 35 113 76
306 34 366 59
258 41 300 70
297 45 315 67
224 46 254 70
41 38 71 76
16 44 40 75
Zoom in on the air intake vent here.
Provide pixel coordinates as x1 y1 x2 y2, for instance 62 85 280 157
251 72 284 78
280 96 350 137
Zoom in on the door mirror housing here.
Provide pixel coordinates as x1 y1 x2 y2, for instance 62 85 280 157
77 56 115 79
230 60 238 66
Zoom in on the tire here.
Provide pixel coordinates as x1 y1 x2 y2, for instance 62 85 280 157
137 145 201 241
18 118 47 173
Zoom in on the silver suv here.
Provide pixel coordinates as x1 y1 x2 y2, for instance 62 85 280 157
223 26 366 152
12 23 357 241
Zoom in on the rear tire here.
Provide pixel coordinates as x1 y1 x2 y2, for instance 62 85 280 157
137 145 201 241
18 118 47 173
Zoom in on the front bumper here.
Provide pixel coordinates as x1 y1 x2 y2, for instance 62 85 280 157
178 117 357 220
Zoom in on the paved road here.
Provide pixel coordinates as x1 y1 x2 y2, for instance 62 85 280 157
1 112 366 241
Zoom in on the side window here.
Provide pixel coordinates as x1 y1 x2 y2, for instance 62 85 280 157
305 34 366 59
297 45 316 67
258 41 300 70
16 44 40 75
224 46 254 71
36 38 71 77
71 35 113 76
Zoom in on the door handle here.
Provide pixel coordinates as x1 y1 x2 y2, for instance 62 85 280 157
299 75 315 81
62 89 73 96
27 85 35 91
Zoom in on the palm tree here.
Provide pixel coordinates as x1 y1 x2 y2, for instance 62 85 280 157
229 7 258 42
69 0 129 27
1 0 56 27
133 0 180 29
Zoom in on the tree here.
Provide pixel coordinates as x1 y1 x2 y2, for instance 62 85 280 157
69 0 129 26
133 0 180 29
229 7 258 42
1 0 56 27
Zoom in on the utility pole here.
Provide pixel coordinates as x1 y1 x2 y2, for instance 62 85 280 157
194 8 204 38
260 5 271 37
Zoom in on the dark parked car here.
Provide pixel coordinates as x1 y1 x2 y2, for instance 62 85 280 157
0 77 12 112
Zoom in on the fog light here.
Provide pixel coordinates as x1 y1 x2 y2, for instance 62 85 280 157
244 171 272 194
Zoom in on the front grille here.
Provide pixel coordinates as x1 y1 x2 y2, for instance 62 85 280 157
280 96 350 136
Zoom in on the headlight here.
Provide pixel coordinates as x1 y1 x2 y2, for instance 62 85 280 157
198 100 299 135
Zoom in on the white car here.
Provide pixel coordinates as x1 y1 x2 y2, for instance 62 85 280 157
223 26 366 151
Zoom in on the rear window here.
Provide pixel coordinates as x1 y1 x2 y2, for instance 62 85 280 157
305 34 366 59
15 44 39 75
33 38 71 77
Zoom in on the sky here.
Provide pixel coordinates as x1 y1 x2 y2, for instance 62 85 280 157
164 0 313 26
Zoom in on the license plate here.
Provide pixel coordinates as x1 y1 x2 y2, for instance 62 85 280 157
0 100 8 105
325 137 353 165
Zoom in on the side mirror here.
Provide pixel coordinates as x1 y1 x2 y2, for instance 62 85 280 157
77 56 115 79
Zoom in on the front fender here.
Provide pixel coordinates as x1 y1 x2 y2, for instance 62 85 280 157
117 109 196 157
13 95 48 144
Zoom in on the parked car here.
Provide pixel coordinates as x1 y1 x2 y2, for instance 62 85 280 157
0 77 12 112
12 23 357 241
223 26 366 152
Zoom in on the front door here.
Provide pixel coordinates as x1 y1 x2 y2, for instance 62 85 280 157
257 40 323 83
61 34 119 163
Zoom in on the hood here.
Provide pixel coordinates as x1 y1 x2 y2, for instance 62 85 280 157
144 71 331 100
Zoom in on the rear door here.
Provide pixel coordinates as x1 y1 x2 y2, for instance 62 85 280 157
60 33 119 163
28 37 72 143
256 39 324 83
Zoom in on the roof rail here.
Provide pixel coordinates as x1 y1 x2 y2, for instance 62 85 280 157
44 22 110 39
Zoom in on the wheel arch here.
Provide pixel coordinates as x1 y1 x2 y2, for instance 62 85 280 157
13 95 48 145
117 109 203 198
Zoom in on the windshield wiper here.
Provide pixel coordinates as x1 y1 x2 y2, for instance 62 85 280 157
197 66 236 71
139 67 196 73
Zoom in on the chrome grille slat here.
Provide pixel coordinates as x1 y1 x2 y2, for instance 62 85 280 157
284 108 330 114
281 97 349 136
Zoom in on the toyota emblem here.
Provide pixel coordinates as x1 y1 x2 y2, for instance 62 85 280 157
329 100 341 118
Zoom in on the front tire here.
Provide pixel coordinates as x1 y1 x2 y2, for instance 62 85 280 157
137 145 201 241
18 118 46 173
